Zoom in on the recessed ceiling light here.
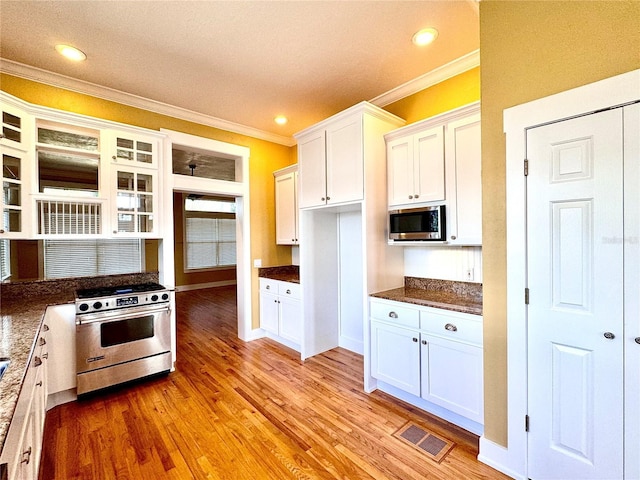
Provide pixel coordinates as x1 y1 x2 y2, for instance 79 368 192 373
55 44 86 61
274 115 288 126
412 28 439 46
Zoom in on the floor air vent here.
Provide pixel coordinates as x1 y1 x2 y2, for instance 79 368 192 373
393 421 455 463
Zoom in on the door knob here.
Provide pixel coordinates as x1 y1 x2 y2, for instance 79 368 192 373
604 332 615 340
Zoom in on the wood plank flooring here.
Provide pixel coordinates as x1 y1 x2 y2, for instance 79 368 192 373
40 286 508 479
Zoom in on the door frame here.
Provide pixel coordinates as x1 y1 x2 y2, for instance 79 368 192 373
477 69 640 480
160 129 252 343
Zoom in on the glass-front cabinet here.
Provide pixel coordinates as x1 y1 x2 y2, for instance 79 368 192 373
1 147 27 237
1 102 32 151
105 130 159 169
113 168 158 236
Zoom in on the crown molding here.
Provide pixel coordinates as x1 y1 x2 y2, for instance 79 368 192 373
1 51 480 147
0 58 297 147
369 50 480 108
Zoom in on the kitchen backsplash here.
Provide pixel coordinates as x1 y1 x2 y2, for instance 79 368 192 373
403 246 482 283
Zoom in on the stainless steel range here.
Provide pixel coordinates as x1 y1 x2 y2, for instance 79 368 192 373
75 282 173 395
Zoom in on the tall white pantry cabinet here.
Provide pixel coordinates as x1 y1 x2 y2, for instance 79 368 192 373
294 102 405 360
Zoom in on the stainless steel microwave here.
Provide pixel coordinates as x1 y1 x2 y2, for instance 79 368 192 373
388 205 446 241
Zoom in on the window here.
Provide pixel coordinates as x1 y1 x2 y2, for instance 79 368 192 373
44 239 142 279
184 197 236 271
0 239 10 281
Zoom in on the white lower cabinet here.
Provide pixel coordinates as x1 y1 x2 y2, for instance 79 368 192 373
370 297 483 429
259 278 301 348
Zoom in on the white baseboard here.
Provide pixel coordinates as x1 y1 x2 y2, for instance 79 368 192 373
478 436 525 480
338 335 364 355
175 280 237 292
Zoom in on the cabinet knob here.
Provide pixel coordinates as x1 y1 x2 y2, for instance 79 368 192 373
43 324 50 332
635 337 640 345
414 194 420 199
286 289 291 294
321 197 325 201
444 323 458 332
33 356 42 367
326 196 330 201
113 230 118 234
21 447 32 465
112 155 117 160
421 340 427 345
0 229 4 234
408 195 413 199
266 285 270 290
39 337 46 346
412 337 418 342
450 235 457 240
604 332 615 340
36 381 43 387
388 311 398 319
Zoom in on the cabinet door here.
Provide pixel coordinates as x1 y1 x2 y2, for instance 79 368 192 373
387 136 415 207
112 168 159 236
1 146 28 237
0 102 31 151
445 114 481 245
275 171 298 245
420 334 484 423
414 125 445 203
371 321 420 396
45 304 76 396
260 290 280 334
106 130 159 168
279 295 301 344
297 131 326 209
325 115 363 205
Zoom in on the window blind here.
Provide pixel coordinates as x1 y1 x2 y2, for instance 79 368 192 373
0 239 10 281
44 239 142 279
185 217 236 270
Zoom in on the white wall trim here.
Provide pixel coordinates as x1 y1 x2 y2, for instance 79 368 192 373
2 51 479 147
175 280 237 292
0 58 295 147
478 437 527 480
369 50 480 107
488 68 640 480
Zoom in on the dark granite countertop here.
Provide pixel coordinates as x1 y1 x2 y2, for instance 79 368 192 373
258 265 300 284
370 277 483 316
0 272 159 454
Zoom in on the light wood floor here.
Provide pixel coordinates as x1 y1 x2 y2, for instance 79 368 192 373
40 286 508 479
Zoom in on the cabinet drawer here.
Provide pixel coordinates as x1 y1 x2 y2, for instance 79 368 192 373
278 281 300 299
420 309 482 346
370 299 420 329
259 278 279 294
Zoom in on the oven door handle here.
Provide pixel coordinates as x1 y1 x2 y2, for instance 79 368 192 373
76 304 171 325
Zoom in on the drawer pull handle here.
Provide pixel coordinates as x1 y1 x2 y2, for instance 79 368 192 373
43 324 50 332
635 337 640 345
33 356 42 367
42 353 49 360
36 381 43 387
445 323 458 332
39 337 46 346
266 285 270 290
412 337 418 342
388 311 398 319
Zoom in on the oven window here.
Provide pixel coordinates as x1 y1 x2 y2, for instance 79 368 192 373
101 315 154 347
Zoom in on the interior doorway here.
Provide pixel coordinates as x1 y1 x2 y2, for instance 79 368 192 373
160 128 252 342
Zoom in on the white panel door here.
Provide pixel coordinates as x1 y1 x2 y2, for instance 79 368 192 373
325 115 363 205
370 321 420 396
297 131 326 209
387 136 414 207
527 109 624 479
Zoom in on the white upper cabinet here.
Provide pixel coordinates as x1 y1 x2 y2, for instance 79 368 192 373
0 146 29 237
387 125 445 207
445 113 481 245
296 102 404 209
110 167 159 237
274 165 298 245
385 103 482 246
0 100 32 151
104 130 160 169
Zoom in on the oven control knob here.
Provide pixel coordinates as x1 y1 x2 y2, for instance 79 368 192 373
93 301 103 310
79 303 89 312
151 294 159 302
162 293 169 301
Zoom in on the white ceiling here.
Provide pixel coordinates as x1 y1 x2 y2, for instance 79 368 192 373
0 1 479 142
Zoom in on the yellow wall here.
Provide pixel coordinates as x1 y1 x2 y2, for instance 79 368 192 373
1 74 296 328
480 0 640 446
384 67 480 121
